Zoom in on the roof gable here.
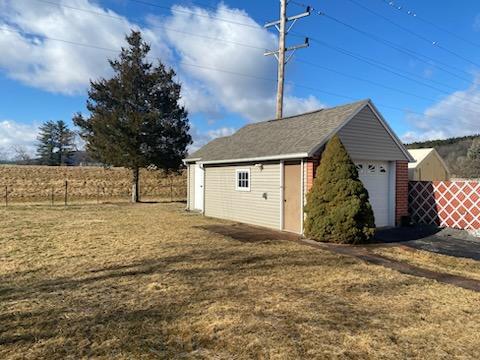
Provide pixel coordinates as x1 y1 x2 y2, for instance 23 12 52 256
338 106 410 161
408 148 449 172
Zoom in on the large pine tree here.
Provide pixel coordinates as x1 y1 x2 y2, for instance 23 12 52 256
74 31 192 202
304 135 375 244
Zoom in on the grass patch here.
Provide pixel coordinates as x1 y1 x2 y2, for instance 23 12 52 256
1 203 480 358
372 246 480 281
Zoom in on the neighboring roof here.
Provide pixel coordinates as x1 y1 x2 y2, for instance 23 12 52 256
408 148 434 169
186 99 413 164
408 148 450 172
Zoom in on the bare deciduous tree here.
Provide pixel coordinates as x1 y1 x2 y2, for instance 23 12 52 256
12 145 32 163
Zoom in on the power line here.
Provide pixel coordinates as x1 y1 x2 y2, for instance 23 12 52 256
308 37 460 92
305 38 480 109
31 0 268 51
31 0 468 94
344 0 480 68
125 0 265 31
380 0 480 50
32 0 267 32
19 0 480 111
0 25 470 125
295 58 480 112
317 12 473 83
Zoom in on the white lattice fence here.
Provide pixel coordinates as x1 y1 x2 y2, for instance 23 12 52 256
409 181 480 230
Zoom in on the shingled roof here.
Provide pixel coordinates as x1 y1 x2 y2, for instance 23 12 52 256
187 99 371 162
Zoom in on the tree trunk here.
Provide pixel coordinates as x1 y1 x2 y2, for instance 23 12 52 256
131 167 140 203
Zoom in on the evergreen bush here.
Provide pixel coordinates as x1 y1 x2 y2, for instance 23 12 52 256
304 135 375 244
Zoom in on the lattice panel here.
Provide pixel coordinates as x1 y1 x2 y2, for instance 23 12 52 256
409 181 480 230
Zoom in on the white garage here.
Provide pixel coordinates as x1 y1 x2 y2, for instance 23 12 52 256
185 99 413 234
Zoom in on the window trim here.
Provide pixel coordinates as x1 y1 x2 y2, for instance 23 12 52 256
235 168 251 191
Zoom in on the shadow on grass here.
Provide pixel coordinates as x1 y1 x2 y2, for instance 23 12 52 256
196 224 301 243
0 233 430 358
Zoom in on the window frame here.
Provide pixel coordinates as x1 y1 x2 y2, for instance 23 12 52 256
235 168 251 192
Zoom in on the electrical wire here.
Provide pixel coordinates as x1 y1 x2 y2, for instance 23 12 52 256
318 12 473 83
0 25 471 124
344 0 480 68
380 0 480 50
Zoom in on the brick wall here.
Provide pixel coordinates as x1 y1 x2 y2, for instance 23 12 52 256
395 160 409 225
306 160 315 192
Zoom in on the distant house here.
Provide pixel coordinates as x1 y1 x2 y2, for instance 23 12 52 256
184 99 414 234
408 148 450 181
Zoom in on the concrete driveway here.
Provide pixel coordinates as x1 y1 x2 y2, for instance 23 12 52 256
374 226 480 261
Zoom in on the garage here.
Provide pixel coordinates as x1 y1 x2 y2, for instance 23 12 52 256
185 99 413 233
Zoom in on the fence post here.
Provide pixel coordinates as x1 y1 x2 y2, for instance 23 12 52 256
51 187 54 206
64 180 68 206
170 178 173 202
4 185 7 208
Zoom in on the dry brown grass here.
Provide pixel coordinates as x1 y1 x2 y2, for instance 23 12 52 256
0 165 186 203
1 204 480 359
372 246 480 281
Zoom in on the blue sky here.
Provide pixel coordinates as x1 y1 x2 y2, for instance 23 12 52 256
0 0 479 158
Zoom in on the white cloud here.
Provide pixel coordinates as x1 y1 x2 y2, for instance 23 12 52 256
0 0 324 146
160 4 323 122
0 120 39 158
401 78 480 143
0 0 170 94
189 125 236 152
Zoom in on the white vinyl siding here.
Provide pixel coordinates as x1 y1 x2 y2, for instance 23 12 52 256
187 164 195 210
204 163 281 229
339 107 406 161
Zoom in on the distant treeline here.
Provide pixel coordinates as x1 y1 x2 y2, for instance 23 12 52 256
406 134 480 178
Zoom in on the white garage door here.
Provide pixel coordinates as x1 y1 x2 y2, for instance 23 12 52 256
355 161 391 227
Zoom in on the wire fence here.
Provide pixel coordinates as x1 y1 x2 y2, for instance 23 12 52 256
2 180 187 207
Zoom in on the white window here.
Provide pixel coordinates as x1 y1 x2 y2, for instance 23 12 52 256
367 164 376 174
379 164 387 174
235 169 250 191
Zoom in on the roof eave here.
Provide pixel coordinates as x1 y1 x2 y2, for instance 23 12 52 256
197 152 309 165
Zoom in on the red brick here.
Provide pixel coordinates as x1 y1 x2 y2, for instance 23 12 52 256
395 160 409 225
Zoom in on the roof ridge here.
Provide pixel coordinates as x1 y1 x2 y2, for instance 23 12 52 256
261 98 370 124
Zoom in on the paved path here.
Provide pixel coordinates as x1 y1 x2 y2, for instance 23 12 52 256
299 239 480 293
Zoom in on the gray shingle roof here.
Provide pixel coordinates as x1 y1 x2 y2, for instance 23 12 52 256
187 99 370 162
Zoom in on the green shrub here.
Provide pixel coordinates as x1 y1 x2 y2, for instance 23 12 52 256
304 135 375 244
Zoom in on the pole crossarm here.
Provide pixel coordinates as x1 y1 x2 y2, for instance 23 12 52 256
264 7 311 29
264 38 309 57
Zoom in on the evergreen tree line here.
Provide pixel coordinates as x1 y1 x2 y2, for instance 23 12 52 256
36 120 76 166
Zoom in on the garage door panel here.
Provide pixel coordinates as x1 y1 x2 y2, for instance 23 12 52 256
355 161 390 227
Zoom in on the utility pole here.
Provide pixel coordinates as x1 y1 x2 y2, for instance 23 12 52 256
265 1 311 119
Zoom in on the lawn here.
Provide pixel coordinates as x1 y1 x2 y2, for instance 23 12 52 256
1 203 480 359
372 246 480 281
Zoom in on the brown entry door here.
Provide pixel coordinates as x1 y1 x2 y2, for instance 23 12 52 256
283 162 301 233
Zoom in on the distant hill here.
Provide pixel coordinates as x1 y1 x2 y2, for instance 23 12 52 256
406 134 480 178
